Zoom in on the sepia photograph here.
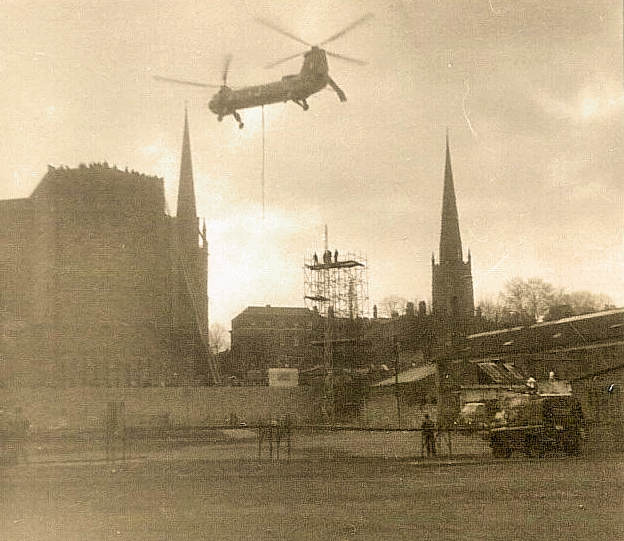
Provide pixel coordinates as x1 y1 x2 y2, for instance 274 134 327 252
1 1 623 539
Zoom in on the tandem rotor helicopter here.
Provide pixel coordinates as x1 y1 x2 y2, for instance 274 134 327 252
154 14 373 129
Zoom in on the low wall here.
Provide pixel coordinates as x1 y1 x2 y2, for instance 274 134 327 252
0 386 323 432
358 388 436 428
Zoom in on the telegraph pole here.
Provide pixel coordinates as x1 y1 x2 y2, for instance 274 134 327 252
394 341 401 427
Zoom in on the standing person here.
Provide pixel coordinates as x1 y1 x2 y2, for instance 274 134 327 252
0 409 9 463
13 407 30 464
421 413 436 457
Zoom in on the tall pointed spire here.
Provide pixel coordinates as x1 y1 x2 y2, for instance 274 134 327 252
439 132 463 263
177 107 197 219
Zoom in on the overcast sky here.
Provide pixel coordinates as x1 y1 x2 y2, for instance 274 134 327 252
1 0 623 328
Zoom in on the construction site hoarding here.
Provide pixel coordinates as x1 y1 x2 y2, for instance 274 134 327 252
268 368 299 387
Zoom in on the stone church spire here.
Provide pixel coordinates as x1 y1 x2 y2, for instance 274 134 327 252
177 107 197 220
439 133 463 264
431 132 475 329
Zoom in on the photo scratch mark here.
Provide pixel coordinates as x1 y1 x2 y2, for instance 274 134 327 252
488 0 501 16
462 79 477 137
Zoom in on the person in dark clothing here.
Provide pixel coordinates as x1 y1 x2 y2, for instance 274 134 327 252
12 407 30 463
421 413 436 457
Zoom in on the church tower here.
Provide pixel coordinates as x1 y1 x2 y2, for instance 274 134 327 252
172 109 210 383
431 134 474 334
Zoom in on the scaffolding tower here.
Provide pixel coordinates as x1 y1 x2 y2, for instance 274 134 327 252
303 244 369 423
303 250 369 319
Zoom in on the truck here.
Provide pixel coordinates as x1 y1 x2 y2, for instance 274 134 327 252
489 391 584 458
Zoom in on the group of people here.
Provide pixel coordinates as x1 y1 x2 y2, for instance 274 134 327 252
312 249 339 266
0 407 30 464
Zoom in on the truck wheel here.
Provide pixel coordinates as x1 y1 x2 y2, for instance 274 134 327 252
565 437 581 456
525 437 544 458
492 444 510 458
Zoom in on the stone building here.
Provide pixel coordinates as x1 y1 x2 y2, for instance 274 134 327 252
230 306 317 375
0 111 214 387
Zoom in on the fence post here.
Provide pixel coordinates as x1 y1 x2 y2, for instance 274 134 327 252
120 401 127 461
394 343 401 428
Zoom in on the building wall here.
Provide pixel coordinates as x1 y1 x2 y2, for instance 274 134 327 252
432 260 474 321
230 307 435 377
572 365 624 451
231 307 317 374
170 222 210 383
37 166 171 387
0 386 324 431
0 199 34 385
0 164 207 388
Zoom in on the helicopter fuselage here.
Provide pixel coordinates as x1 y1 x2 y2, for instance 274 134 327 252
208 73 327 116
208 47 338 125
156 16 368 129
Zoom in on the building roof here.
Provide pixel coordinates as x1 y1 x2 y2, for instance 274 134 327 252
373 362 436 387
233 306 313 321
29 164 167 216
454 307 624 360
0 198 31 209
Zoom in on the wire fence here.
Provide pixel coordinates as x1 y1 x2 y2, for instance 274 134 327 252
0 423 500 465
2 420 614 466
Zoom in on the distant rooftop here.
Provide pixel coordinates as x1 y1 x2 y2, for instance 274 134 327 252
468 307 624 340
449 307 624 360
374 362 436 387
235 306 313 319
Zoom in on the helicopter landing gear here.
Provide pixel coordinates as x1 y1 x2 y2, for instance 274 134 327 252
293 99 309 111
232 110 244 129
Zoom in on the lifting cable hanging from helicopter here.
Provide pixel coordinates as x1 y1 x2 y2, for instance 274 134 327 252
153 13 373 129
261 104 265 220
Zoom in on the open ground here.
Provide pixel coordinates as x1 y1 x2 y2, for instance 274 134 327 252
1 450 622 541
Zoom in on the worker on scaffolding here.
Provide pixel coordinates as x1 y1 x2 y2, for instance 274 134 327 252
334 250 338 263
313 253 319 266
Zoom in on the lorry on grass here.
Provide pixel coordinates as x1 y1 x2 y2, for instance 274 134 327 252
488 385 584 458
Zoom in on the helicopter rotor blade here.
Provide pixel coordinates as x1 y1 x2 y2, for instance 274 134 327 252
319 13 374 46
255 17 312 47
222 54 232 85
264 50 306 69
325 51 367 66
153 75 221 89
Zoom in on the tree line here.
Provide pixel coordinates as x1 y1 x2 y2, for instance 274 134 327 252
478 277 614 326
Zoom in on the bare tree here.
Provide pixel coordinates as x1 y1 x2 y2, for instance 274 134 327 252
483 278 615 326
500 277 557 322
476 296 507 323
209 323 229 354
558 290 614 315
378 295 408 318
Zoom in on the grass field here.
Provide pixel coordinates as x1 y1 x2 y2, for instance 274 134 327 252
1 453 622 540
